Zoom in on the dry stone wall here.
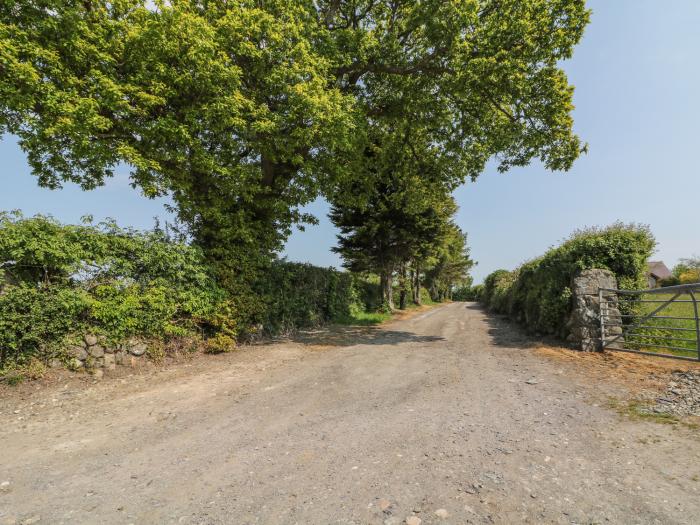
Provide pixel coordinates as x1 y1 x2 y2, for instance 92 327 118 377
67 335 149 370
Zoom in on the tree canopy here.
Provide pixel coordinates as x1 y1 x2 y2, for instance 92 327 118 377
1 0 590 282
329 128 474 309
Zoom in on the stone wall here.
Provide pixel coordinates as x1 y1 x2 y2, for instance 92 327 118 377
566 269 622 351
66 335 149 371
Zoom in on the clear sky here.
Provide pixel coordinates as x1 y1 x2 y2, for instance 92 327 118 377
2 0 698 282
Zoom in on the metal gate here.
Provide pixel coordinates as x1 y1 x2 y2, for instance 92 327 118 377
599 283 700 361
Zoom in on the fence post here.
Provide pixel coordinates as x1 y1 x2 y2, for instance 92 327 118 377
690 290 700 361
599 288 605 351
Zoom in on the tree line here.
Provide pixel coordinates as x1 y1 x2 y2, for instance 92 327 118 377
0 0 590 308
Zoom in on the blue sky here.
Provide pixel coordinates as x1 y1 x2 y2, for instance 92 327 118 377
2 0 698 282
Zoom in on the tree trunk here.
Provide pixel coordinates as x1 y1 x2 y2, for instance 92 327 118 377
430 283 439 303
399 263 407 310
409 268 417 305
380 267 394 310
412 263 422 305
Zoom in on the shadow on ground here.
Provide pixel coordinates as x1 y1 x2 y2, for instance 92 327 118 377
288 325 445 348
464 302 555 350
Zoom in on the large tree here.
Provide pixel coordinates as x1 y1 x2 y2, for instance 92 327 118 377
1 0 589 283
329 134 459 309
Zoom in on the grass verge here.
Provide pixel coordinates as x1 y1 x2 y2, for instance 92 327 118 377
336 299 443 327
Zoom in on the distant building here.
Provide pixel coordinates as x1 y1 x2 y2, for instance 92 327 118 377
647 261 672 288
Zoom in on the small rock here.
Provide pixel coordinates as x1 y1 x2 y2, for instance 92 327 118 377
405 517 421 525
434 509 449 519
93 369 104 380
103 346 116 354
378 498 392 512
69 358 84 369
88 345 105 358
525 379 539 385
84 334 98 346
104 354 116 370
68 344 87 359
49 359 62 369
129 341 147 357
21 517 41 525
0 481 9 492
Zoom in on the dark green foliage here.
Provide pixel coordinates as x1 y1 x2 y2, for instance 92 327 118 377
0 285 88 367
0 213 385 371
0 212 233 369
257 262 380 334
470 285 485 301
481 270 514 311
659 276 681 287
453 283 483 301
480 224 656 337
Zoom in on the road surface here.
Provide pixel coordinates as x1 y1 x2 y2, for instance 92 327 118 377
2 302 699 524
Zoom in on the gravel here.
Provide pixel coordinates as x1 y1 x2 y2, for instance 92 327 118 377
1 302 700 524
646 371 700 416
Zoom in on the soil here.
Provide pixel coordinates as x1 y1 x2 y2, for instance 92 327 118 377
2 302 700 524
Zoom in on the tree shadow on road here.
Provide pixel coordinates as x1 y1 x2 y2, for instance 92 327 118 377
463 302 554 350
287 325 445 348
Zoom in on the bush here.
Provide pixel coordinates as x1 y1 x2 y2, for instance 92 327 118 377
481 270 514 310
480 223 655 337
659 275 681 287
469 284 484 301
679 269 700 284
256 262 379 334
0 212 385 373
0 285 89 367
0 212 233 370
452 283 482 301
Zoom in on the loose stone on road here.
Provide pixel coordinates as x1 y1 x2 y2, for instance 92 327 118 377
1 302 700 524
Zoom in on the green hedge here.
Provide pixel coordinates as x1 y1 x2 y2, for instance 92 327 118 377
0 213 381 370
0 212 238 369
480 223 655 337
258 262 380 334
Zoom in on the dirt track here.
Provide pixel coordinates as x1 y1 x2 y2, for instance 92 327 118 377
2 302 700 524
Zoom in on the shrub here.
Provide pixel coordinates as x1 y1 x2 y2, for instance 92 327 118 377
0 285 89 367
0 212 234 370
0 212 384 373
679 269 700 284
659 275 681 287
480 223 655 338
256 261 378 334
452 283 483 301
469 284 485 301
481 270 514 311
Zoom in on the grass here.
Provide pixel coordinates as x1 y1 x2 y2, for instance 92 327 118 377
336 310 393 326
607 398 681 426
336 297 443 326
614 291 699 358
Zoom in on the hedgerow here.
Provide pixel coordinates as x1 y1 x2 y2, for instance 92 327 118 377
0 212 237 369
480 223 655 338
257 262 380 334
0 213 382 372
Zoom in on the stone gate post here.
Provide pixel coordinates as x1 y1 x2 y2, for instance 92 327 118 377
566 269 621 351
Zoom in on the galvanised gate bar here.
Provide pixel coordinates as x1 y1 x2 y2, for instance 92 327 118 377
599 282 700 361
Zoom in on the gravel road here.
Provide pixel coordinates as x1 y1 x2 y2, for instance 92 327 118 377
2 302 700 524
